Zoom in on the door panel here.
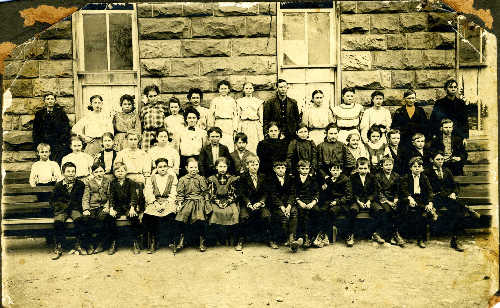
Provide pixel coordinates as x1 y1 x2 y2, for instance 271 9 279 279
82 85 135 119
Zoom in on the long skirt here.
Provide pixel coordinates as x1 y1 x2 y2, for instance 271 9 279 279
208 201 239 226
240 120 264 153
176 197 210 224
214 118 235 152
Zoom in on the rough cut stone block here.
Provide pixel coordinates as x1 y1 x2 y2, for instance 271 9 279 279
401 50 424 69
2 151 38 163
422 50 455 69
4 79 33 98
341 15 370 34
356 89 405 106
58 78 74 96
231 38 276 56
357 1 408 13
33 78 58 97
48 40 72 59
141 59 171 77
380 70 392 88
182 2 214 16
227 75 276 91
270 16 277 38
258 2 277 15
370 14 400 34
246 16 272 37
3 60 39 78
141 78 162 93
415 69 455 88
139 18 191 39
342 34 386 51
181 40 231 57
192 17 246 38
341 51 372 70
415 88 440 104
39 60 73 78
3 130 33 145
200 58 232 76
39 20 72 39
170 59 200 77
153 3 183 17
407 32 434 49
161 77 214 93
391 70 416 88
230 56 276 75
340 1 357 13
434 32 455 49
3 97 43 114
386 34 406 49
342 71 383 89
372 51 403 69
2 115 20 130
6 39 47 61
139 40 181 59
137 3 152 17
400 13 428 32
428 12 456 32
214 2 258 16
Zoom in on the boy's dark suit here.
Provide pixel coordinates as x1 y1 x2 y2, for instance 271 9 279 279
429 133 467 175
400 173 433 240
401 145 432 175
50 179 86 245
319 174 352 235
199 144 234 177
424 166 466 236
291 174 320 239
108 178 141 243
266 173 297 242
350 173 385 236
94 150 118 175
231 149 252 175
387 145 404 175
238 172 271 242
82 177 113 247
375 171 404 238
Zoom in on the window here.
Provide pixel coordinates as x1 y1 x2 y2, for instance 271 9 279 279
458 17 486 67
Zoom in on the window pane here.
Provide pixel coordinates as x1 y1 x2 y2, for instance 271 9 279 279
83 14 108 72
308 13 330 65
109 13 133 70
282 13 306 65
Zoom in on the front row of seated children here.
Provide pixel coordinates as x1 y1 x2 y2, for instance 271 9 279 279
49 147 479 260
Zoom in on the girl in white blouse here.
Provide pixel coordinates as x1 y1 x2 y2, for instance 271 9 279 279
332 88 364 144
236 82 264 153
302 89 334 146
72 95 114 156
360 90 392 144
208 80 238 152
115 132 152 184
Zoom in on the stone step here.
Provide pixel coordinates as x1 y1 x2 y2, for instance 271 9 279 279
2 195 38 203
3 184 53 194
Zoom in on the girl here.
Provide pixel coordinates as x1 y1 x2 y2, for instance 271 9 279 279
207 157 239 245
236 82 264 153
61 136 94 180
164 97 185 149
286 123 317 176
175 157 210 252
113 94 140 151
364 125 389 173
208 80 239 152
344 132 369 175
302 90 334 146
178 107 207 177
360 90 392 144
93 132 117 181
115 132 151 185
72 95 114 156
256 122 288 177
143 158 178 254
149 128 180 176
332 87 364 144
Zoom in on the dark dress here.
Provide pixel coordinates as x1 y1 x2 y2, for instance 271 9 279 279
286 138 318 175
256 138 288 176
430 96 470 140
207 175 239 226
33 104 71 164
391 106 429 146
316 139 350 179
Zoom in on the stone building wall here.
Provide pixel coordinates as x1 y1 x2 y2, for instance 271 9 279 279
137 2 277 108
2 18 74 172
339 0 457 114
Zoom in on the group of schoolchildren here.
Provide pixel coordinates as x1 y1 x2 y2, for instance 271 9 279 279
29 81 480 261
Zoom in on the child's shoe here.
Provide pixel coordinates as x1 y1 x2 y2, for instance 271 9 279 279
108 240 117 255
235 238 244 251
52 243 63 260
290 238 303 253
417 240 427 248
176 234 185 251
393 232 406 248
346 234 354 247
133 240 141 254
199 236 207 252
450 236 465 252
94 242 104 254
269 241 279 249
303 235 312 248
371 232 385 244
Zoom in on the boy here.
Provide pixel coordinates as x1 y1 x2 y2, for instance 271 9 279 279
30 143 62 187
386 129 404 175
50 162 86 260
61 136 94 180
429 118 467 176
290 160 320 250
425 151 479 252
199 126 234 177
237 154 273 251
349 157 386 247
400 157 436 248
231 132 253 175
317 123 349 181
318 163 352 247
93 132 117 180
107 162 141 254
81 162 112 254
402 133 431 175
265 160 296 250
375 156 405 247
185 88 209 130
178 107 207 176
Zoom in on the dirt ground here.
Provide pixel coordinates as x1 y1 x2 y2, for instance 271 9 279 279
2 234 497 308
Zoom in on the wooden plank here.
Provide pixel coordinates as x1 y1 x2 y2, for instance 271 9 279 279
3 202 50 214
454 176 489 184
4 171 31 180
459 196 491 205
459 188 489 198
463 164 489 172
2 216 131 231
2 195 38 203
3 184 54 194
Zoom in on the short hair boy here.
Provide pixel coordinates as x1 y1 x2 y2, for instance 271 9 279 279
429 118 467 175
29 143 62 187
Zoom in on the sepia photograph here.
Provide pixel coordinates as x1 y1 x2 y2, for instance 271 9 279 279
0 0 498 306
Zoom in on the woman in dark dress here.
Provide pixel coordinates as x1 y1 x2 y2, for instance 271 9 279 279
32 93 71 164
256 121 288 177
391 89 430 147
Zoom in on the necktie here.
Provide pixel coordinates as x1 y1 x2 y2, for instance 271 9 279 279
188 127 195 131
